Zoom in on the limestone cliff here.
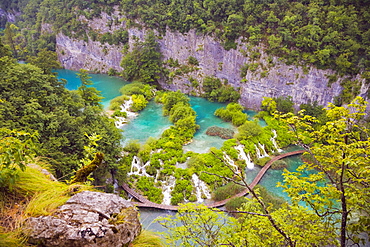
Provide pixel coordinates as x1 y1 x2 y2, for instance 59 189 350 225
55 11 369 110
0 8 18 24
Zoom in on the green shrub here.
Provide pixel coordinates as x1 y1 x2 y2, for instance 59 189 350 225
225 196 248 211
108 68 118 76
254 185 286 211
271 159 288 170
214 103 247 127
120 82 155 99
212 182 245 201
131 94 148 112
109 95 130 110
123 140 141 153
205 126 234 139
187 56 199 66
112 110 127 118
255 157 271 167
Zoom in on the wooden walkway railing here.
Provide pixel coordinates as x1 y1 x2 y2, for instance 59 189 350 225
122 149 305 211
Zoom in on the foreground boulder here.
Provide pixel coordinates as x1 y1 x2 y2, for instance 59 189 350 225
25 191 141 247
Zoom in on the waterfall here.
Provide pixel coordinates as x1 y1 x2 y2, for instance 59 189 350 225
223 152 240 174
128 156 152 177
162 176 176 205
258 143 268 157
114 97 138 128
255 144 263 159
154 160 164 183
235 145 255 169
270 129 283 152
192 174 211 203
255 143 268 159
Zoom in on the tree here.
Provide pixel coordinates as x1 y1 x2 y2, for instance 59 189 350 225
261 97 277 114
0 128 37 189
3 23 18 57
26 49 61 74
157 203 236 247
0 38 12 58
0 58 122 181
77 69 103 107
279 96 370 246
120 31 163 84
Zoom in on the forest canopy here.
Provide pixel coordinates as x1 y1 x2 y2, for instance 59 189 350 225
0 40 122 182
0 0 369 78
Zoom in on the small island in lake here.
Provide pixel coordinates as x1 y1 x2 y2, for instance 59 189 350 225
206 126 234 139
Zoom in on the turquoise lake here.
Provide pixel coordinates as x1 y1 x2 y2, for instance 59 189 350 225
55 69 305 232
54 69 129 109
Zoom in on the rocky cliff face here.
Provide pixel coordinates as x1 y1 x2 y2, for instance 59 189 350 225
0 8 17 24
55 11 368 110
25 191 141 247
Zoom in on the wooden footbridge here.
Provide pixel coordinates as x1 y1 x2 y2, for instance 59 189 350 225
122 150 305 211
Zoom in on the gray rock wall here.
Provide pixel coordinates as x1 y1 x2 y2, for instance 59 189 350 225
55 11 368 110
0 8 17 23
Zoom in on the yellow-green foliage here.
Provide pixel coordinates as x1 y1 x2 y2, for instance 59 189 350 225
70 152 104 184
131 230 165 247
15 166 92 217
0 228 25 247
109 95 130 110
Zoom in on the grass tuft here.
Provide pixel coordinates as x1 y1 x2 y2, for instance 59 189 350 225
131 230 165 247
14 166 92 217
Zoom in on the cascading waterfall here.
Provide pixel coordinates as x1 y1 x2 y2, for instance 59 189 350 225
162 176 176 205
258 143 268 157
115 97 138 128
255 143 268 159
271 129 283 152
128 156 152 177
154 160 163 183
192 174 211 203
235 144 255 169
223 152 240 174
255 144 263 159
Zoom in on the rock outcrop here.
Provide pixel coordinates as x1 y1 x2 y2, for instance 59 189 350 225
25 191 141 247
55 10 369 110
0 8 18 24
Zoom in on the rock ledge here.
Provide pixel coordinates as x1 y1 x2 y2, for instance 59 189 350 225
25 191 141 247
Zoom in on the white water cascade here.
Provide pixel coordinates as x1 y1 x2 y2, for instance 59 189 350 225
128 156 152 177
115 97 138 128
271 129 283 152
255 143 268 159
162 176 176 205
192 174 211 203
223 152 240 174
154 160 164 183
235 145 255 170
258 143 268 157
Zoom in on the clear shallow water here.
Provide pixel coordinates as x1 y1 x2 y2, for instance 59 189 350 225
121 96 237 150
184 97 236 153
54 69 129 109
120 100 172 146
245 146 305 202
245 109 267 127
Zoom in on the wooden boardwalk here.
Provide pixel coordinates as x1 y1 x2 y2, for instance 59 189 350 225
122 149 305 211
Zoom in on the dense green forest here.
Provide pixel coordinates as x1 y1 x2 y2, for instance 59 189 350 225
0 39 122 183
1 0 370 79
